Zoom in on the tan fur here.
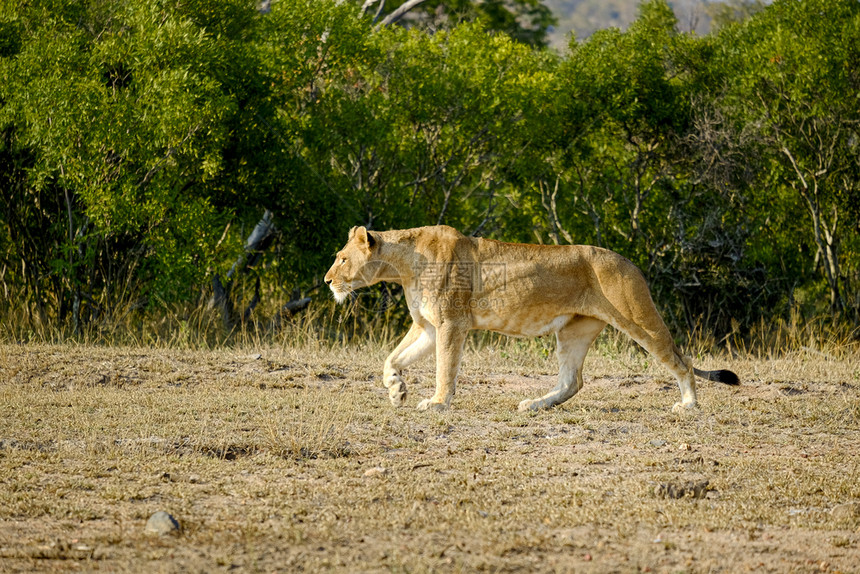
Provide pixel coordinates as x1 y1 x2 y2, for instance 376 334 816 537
325 225 732 412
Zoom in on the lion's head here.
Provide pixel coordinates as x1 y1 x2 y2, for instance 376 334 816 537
324 226 389 303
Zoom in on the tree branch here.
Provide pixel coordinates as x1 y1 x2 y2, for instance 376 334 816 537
377 0 429 26
780 145 809 192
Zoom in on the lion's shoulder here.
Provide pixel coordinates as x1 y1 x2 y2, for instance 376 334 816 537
412 225 466 240
405 225 472 258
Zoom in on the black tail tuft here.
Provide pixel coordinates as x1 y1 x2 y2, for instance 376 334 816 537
694 368 740 386
713 369 740 386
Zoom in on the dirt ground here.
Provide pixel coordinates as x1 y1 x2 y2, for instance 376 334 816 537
0 341 858 573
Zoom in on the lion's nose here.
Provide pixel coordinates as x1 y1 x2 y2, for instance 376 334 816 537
325 276 332 286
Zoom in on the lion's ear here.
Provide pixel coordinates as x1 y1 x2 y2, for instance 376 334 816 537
354 226 367 243
354 226 376 250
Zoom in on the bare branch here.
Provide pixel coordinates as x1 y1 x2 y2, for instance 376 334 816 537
780 146 809 192
359 0 379 16
372 0 386 24
377 0 429 27
539 177 574 245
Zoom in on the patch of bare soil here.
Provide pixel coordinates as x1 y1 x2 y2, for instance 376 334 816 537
0 343 858 573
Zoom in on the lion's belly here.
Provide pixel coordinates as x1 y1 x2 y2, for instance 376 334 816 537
472 308 573 337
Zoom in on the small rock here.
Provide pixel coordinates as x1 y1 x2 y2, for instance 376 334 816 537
145 511 181 535
363 467 389 478
649 439 667 447
831 502 860 522
678 443 692 451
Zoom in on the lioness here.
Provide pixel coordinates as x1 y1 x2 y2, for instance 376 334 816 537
324 225 738 413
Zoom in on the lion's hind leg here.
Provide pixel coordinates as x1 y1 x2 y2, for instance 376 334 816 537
383 321 435 407
597 274 699 413
668 347 698 413
609 317 698 413
518 316 606 412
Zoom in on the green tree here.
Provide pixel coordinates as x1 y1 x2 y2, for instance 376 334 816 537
0 1 240 323
705 0 767 30
711 0 860 318
524 1 766 334
300 22 555 236
0 0 307 328
360 0 557 48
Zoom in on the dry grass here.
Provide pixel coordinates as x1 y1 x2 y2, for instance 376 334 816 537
0 340 859 573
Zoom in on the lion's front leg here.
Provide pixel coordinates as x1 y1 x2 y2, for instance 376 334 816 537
417 321 467 411
383 321 435 407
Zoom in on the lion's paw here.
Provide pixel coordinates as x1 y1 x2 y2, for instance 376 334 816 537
382 374 401 389
388 381 407 407
672 401 699 414
518 398 543 412
416 399 448 412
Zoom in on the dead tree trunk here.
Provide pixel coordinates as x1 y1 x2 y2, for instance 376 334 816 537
211 210 310 330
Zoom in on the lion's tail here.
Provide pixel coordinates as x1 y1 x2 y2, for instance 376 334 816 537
693 368 740 386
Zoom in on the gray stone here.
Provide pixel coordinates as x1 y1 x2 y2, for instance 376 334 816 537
145 511 181 535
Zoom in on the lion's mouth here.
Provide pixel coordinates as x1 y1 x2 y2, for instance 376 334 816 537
329 283 352 304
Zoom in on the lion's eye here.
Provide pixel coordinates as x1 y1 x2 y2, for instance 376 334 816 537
340 258 347 265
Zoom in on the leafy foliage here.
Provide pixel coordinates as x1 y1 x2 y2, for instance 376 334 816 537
358 0 557 47
0 0 857 340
